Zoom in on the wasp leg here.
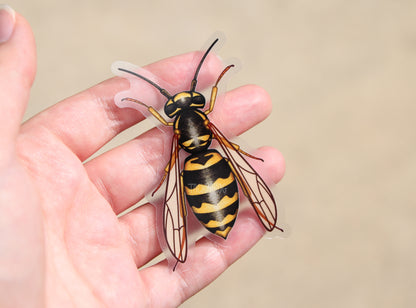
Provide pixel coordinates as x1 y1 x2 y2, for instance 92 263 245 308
215 134 264 162
121 97 173 126
205 65 234 115
179 172 187 217
229 142 264 161
151 161 170 196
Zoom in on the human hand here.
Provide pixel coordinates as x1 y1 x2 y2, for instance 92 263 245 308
0 8 285 307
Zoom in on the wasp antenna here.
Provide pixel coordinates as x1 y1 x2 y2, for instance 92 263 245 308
121 97 148 108
190 38 219 91
118 68 172 99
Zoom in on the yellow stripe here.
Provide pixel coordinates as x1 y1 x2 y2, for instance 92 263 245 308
184 152 222 171
185 173 234 195
174 92 191 100
189 103 203 107
215 227 232 238
181 135 210 149
192 192 238 214
203 213 237 228
174 115 181 130
198 134 210 142
182 139 194 147
169 108 180 117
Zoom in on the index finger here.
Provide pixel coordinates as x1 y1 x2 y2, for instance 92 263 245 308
20 52 223 161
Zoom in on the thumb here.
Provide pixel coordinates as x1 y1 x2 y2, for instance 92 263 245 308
0 5 36 147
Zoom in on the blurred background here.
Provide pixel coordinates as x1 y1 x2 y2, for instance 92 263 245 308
10 0 416 307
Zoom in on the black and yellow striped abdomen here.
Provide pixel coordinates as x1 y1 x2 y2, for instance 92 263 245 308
183 149 239 239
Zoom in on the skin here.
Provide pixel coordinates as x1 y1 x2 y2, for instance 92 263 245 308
0 11 285 308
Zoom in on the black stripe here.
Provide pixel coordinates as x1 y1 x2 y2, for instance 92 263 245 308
193 200 239 225
183 151 231 188
205 219 237 234
185 180 238 209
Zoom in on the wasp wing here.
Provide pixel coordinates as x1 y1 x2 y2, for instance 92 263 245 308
209 123 280 232
162 135 188 266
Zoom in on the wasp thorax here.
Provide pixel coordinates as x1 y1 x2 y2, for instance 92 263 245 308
164 91 205 118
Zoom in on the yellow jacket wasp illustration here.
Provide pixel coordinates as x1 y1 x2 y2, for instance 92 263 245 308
115 38 283 270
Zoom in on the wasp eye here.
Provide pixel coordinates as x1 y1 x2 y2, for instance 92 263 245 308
165 98 179 118
192 94 205 107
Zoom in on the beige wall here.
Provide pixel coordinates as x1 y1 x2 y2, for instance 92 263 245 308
11 0 416 307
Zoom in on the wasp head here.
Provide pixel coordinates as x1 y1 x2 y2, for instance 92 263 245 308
164 91 206 118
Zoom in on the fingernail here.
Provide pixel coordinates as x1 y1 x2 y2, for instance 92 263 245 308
0 4 15 43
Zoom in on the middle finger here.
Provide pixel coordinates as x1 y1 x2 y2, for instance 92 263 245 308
21 52 222 162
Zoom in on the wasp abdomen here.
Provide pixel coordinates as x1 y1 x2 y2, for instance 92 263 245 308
183 149 239 239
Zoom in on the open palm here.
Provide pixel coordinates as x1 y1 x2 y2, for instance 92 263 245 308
0 11 285 308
